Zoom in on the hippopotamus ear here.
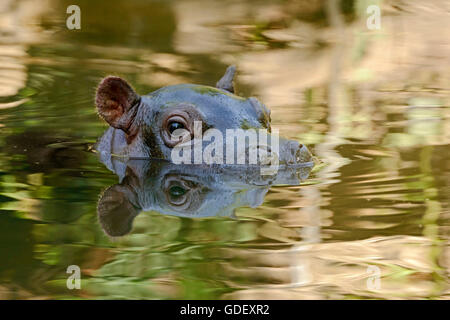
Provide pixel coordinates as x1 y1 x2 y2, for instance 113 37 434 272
216 65 236 94
95 76 140 132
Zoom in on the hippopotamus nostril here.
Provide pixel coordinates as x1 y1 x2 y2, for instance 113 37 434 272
296 144 312 163
295 149 302 163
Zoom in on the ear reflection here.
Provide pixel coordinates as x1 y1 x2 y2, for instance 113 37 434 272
97 184 140 237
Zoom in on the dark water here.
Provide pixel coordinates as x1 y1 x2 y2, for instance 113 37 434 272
0 0 448 299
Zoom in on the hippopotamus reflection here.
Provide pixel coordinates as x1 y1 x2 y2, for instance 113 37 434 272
95 66 312 165
97 159 313 237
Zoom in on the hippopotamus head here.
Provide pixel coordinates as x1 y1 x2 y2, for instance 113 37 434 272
95 66 312 166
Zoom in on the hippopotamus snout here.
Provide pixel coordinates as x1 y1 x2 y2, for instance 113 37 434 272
278 139 313 165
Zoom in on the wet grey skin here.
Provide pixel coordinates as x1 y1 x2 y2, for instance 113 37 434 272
95 65 313 166
97 159 313 237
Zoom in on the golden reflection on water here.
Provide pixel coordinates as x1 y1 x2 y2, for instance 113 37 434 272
0 0 448 299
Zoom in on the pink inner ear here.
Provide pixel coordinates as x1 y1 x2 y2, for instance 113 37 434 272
95 76 138 128
101 99 125 127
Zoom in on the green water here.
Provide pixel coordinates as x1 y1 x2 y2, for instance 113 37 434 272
0 0 448 299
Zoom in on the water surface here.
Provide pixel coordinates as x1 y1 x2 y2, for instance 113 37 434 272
0 0 448 299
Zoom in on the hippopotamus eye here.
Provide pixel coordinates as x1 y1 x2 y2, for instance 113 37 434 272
168 121 185 134
160 104 203 148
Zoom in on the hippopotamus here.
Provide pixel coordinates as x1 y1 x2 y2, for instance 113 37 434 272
97 159 313 237
94 66 313 167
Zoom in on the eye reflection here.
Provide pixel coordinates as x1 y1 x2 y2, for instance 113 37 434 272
162 174 209 213
164 176 192 209
169 185 187 197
